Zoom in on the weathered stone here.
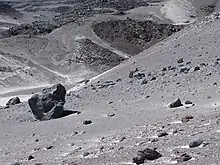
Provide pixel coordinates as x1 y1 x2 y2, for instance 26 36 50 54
176 153 192 163
169 99 183 108
189 139 203 148
133 148 162 164
181 115 194 123
177 58 184 63
158 132 168 137
6 97 21 106
28 155 35 161
185 100 193 104
83 120 92 125
28 84 66 120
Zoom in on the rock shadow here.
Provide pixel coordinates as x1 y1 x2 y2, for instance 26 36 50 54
60 110 81 118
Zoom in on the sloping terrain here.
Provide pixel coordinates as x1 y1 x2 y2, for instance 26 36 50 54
1 0 220 165
0 11 220 164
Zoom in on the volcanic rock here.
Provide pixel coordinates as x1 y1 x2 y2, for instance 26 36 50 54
176 153 192 163
158 132 168 137
133 148 162 164
6 97 21 106
189 139 203 148
169 99 183 108
28 84 66 120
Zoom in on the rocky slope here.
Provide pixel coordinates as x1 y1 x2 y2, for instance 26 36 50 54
0 11 220 165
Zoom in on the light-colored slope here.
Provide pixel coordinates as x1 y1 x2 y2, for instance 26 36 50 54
0 14 220 164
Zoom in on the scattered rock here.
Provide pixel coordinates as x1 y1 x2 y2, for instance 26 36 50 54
180 67 190 73
151 138 159 143
28 155 35 161
46 146 54 150
141 79 148 85
189 139 203 148
177 58 184 63
107 113 115 117
83 120 92 125
129 68 139 78
185 100 193 104
134 73 145 79
133 148 162 164
169 99 183 108
150 77 156 81
119 137 126 142
83 151 90 157
181 115 194 123
6 97 21 106
194 66 200 71
158 132 168 137
28 84 66 120
176 153 192 163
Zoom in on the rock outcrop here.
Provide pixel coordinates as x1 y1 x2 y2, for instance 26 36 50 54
28 84 66 120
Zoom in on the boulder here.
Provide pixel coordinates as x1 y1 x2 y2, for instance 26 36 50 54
133 148 162 164
169 99 183 108
6 97 21 106
28 84 66 120
189 139 203 148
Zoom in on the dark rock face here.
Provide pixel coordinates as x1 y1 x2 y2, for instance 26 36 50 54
169 99 183 108
28 84 66 120
189 139 203 148
6 97 21 106
133 148 162 164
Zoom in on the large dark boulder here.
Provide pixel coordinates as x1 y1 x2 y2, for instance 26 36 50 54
28 84 66 120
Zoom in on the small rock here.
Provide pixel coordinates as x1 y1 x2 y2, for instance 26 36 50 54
46 146 54 150
176 153 192 163
180 67 190 73
6 97 21 106
173 130 178 134
129 68 139 78
150 77 156 81
194 66 200 71
177 58 184 63
151 138 159 143
119 137 126 142
169 99 183 108
132 148 162 164
134 73 145 79
107 113 115 117
158 132 168 137
116 78 122 82
189 139 203 148
185 100 193 104
83 151 90 157
181 115 194 123
83 120 92 125
28 155 35 161
141 79 148 85
206 96 212 99
108 101 113 104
